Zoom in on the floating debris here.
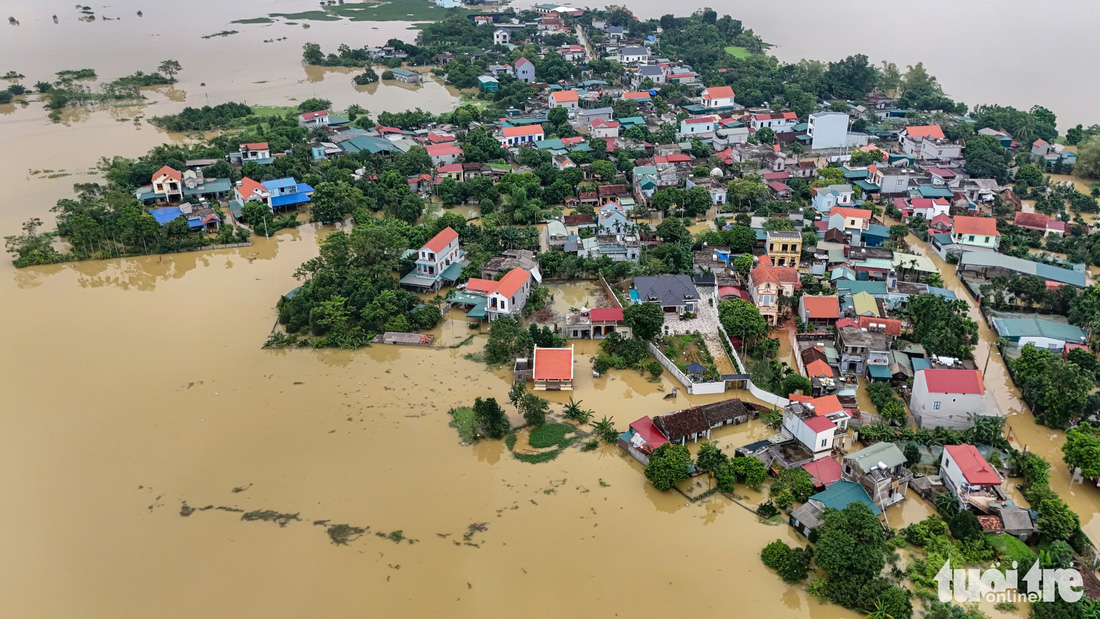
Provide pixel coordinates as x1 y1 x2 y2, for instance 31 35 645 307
241 510 300 527
327 524 368 545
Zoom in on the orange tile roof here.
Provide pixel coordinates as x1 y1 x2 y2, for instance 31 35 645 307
551 90 579 103
533 347 573 380
502 124 545 138
751 263 801 288
237 177 266 199
802 295 841 319
622 91 651 99
465 278 497 293
241 142 269 150
702 86 734 100
829 206 872 220
905 125 945 139
858 316 902 337
806 359 834 378
492 268 531 299
423 226 458 253
153 165 181 182
953 215 1000 237
805 395 843 416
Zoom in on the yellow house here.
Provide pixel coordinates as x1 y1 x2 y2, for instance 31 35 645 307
766 230 803 269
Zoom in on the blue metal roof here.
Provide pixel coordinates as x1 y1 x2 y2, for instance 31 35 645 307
271 193 311 208
149 207 183 226
263 177 298 191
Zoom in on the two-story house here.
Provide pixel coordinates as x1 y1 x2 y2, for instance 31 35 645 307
298 110 330 128
425 142 463 166
232 142 274 165
590 118 620 139
678 117 716 141
617 46 650 64
596 201 631 236
843 442 912 510
827 206 872 232
941 444 1005 512
750 112 798 133
400 226 467 291
748 256 801 325
836 325 888 376
798 295 841 330
699 86 735 109
911 369 990 430
515 57 535 83
951 215 1001 251
781 400 847 458
633 64 665 87
466 267 533 321
150 166 183 202
549 89 579 111
811 184 854 213
632 275 699 315
499 124 545 148
765 230 802 268
899 125 962 160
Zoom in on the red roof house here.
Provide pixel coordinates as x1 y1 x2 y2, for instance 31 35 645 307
905 125 945 139
943 444 1001 487
802 457 843 487
588 308 624 322
952 215 1000 237
423 226 459 253
532 346 574 391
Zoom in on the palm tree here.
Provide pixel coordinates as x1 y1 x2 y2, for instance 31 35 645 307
864 601 895 619
563 398 593 423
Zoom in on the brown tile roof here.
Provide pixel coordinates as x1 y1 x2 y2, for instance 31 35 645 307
652 407 709 441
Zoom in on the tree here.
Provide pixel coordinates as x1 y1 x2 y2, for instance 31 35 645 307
849 149 885 167
157 59 182 81
485 316 532 364
1015 163 1044 190
591 416 618 443
760 539 813 583
814 502 889 609
780 373 812 397
590 160 617 181
718 299 769 346
623 302 664 341
302 42 324 65
733 253 754 276
297 98 332 113
770 468 816 503
904 443 921 467
948 509 982 542
1063 422 1100 479
824 54 877 100
562 397 592 423
1037 497 1080 542
695 442 728 473
518 392 549 427
880 399 906 426
1077 135 1100 180
310 180 368 225
644 443 692 491
655 217 690 244
755 127 774 145
963 135 1010 184
474 397 509 439
908 294 979 359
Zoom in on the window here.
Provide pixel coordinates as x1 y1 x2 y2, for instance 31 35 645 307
968 235 975 242
933 401 941 410
821 439 828 448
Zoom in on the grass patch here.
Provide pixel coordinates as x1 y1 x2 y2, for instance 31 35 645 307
232 16 274 24
257 0 470 24
527 423 575 449
449 333 476 349
449 406 477 443
270 10 341 21
505 433 517 450
249 105 293 117
724 46 751 59
514 450 563 464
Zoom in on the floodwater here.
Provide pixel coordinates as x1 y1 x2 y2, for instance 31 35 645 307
903 234 1100 541
612 0 1100 129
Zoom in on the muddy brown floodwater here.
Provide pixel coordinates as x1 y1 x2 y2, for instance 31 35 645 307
1 2 1095 616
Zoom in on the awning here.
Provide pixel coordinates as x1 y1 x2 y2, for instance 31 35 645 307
465 298 488 320
867 364 892 380
439 261 464 282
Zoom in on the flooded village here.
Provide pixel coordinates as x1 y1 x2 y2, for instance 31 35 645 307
5 1 1100 618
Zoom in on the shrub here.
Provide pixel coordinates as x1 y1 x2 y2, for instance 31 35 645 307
757 501 778 518
761 540 791 569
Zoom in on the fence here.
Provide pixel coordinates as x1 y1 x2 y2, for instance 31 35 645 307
725 339 790 409
647 341 726 395
599 273 623 309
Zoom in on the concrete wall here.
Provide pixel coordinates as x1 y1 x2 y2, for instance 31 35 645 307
647 341 726 395
726 342 790 408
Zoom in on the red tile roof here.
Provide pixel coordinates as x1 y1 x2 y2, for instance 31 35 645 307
629 416 668 448
1033 139 1048 147
905 125 945 139
502 124 545 138
153 165 181 182
299 110 328 120
1014 211 1055 230
763 171 790 180
465 278 496 294
829 206 872 220
423 227 459 253
702 86 734 100
768 181 791 193
945 444 1001 486
802 457 843 486
425 143 463 157
806 359 834 378
953 215 1000 237
793 394 843 416
802 295 841 319
750 263 801 288
590 118 619 128
237 176 266 199
859 316 902 337
684 117 714 125
589 308 624 322
492 267 531 298
515 57 533 67
654 154 691 164
835 318 859 329
551 89 579 103
622 91 651 99
752 112 798 121
921 369 984 395
427 133 455 143
929 213 953 229
241 142 269 150
926 167 956 178
805 416 836 433
437 163 463 173
533 347 573 380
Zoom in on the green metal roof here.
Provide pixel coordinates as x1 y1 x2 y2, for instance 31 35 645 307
846 442 906 471
867 364 892 379
991 317 1087 343
813 480 881 515
917 185 954 199
465 297 488 319
439 261 464 282
837 280 888 297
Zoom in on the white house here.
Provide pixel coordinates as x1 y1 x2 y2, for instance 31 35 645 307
150 166 183 202
298 110 330 128
679 117 716 137
549 89 579 111
617 46 649 64
807 111 849 150
589 118 620 138
899 125 963 160
941 444 1004 511
425 142 463 166
633 64 665 87
685 177 727 206
700 86 735 109
750 112 798 133
493 29 510 45
911 369 990 430
515 57 535 83
811 184 855 213
486 268 532 320
782 402 845 458
499 124 545 147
